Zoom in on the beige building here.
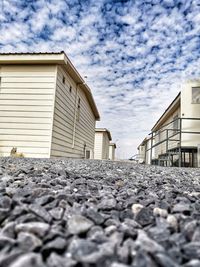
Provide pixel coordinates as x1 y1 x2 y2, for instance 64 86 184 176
109 143 116 160
0 52 100 158
94 128 112 159
137 136 155 164
137 139 147 164
140 80 200 167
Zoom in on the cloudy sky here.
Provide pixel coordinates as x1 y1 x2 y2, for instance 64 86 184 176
0 0 200 158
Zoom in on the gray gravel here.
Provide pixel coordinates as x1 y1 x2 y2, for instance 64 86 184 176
0 157 200 267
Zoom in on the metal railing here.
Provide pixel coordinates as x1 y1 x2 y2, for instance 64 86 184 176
146 117 200 167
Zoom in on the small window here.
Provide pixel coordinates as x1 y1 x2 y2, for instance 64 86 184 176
192 87 200 103
69 85 72 93
62 76 65 84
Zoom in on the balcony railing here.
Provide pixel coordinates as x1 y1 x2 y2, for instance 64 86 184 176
146 117 200 167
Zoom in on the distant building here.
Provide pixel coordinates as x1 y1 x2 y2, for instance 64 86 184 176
137 139 147 164
137 136 154 164
139 80 200 167
94 128 112 159
0 52 100 158
109 143 116 160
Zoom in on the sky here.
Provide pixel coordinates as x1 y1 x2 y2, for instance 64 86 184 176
0 0 200 158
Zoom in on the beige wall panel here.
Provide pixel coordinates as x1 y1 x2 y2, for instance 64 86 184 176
109 145 115 160
0 117 52 124
102 132 110 159
181 81 200 147
0 141 49 148
0 100 52 106
2 65 56 73
0 105 52 112
94 132 103 159
1 83 54 88
0 129 50 135
0 111 52 118
0 135 50 142
51 65 96 158
0 146 49 154
0 64 56 158
0 89 54 94
0 123 51 130
0 94 54 100
2 77 55 83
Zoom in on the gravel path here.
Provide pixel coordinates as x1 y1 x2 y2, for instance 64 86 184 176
0 158 200 267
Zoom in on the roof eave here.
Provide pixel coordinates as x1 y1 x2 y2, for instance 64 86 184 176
151 92 181 132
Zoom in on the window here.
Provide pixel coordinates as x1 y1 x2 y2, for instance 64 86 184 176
77 98 81 122
62 76 65 84
192 87 200 103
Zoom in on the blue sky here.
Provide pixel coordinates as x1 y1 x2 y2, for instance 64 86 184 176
1 0 200 158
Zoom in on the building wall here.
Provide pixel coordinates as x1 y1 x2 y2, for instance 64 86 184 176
102 132 110 159
109 145 115 160
94 132 110 160
181 81 200 147
94 132 103 159
51 65 96 158
0 65 56 157
138 145 145 163
145 138 152 164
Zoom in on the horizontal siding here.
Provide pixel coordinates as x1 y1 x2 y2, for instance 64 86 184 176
0 135 50 141
102 133 110 159
0 94 53 100
2 77 55 83
51 65 96 158
0 106 52 112
0 88 54 94
0 99 52 106
94 133 103 159
0 65 56 158
0 117 52 123
1 83 54 88
0 129 50 135
0 111 52 118
109 146 115 160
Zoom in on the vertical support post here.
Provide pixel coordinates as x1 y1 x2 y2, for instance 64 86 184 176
150 132 153 165
178 118 182 167
144 142 147 164
166 129 168 152
166 129 169 166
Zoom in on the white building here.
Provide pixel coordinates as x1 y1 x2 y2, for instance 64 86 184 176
138 80 200 167
0 52 100 158
94 128 112 159
109 143 116 160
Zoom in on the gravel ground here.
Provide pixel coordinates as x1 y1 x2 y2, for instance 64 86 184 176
0 157 200 267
